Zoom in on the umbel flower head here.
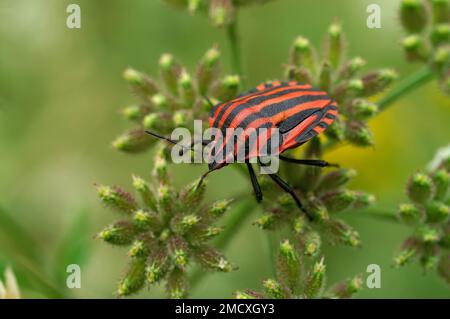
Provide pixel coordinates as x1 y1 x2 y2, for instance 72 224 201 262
393 145 450 283
234 239 363 299
96 145 235 297
285 22 397 147
254 140 374 250
114 46 241 153
399 0 450 94
162 0 276 28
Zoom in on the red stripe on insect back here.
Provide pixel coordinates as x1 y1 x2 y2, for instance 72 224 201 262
234 98 331 131
211 84 312 127
219 90 324 128
280 114 320 151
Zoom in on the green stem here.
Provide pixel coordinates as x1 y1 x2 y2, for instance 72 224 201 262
378 66 434 111
190 199 258 290
226 20 243 77
354 208 398 223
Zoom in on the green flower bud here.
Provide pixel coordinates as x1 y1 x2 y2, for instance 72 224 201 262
234 291 258 299
432 45 450 73
166 268 188 299
347 99 379 120
153 156 169 183
151 93 169 109
305 257 326 298
407 172 434 203
303 231 321 257
181 178 206 207
321 189 357 212
254 214 276 230
96 185 138 214
188 0 205 14
417 225 441 243
112 128 154 153
432 169 449 200
316 169 357 193
132 175 157 211
326 22 345 69
431 24 450 47
305 195 329 221
178 70 195 107
172 110 189 127
129 240 148 258
292 215 308 235
324 117 345 141
262 279 285 299
180 214 200 231
142 112 172 132
345 121 374 147
397 203 422 225
430 0 450 24
159 53 181 96
121 105 147 122
194 246 235 272
420 249 440 271
132 209 159 231
201 226 224 240
213 75 241 101
279 239 298 262
393 247 417 267
98 221 135 245
361 69 398 96
123 68 158 98
290 36 316 70
285 66 314 84
338 57 366 80
157 184 172 214
318 61 332 91
426 201 450 223
330 274 362 299
326 219 361 247
352 192 375 209
207 199 232 217
173 249 188 268
209 0 236 27
147 251 169 284
197 47 221 95
117 258 146 296
400 0 429 33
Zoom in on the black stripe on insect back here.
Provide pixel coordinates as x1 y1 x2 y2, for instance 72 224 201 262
210 83 290 119
226 93 329 130
293 103 337 145
213 86 316 128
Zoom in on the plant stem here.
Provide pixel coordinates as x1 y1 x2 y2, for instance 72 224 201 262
190 199 257 290
226 20 243 77
378 66 434 112
354 208 398 223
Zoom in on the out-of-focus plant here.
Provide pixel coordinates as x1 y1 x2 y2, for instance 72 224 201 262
161 0 276 28
113 47 241 153
399 0 450 94
96 145 235 297
235 239 363 299
285 22 397 147
393 146 450 283
0 267 21 299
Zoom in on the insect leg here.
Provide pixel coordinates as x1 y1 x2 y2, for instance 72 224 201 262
279 155 339 168
246 162 263 203
267 173 314 220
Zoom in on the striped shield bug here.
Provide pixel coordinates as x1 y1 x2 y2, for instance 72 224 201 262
146 81 338 220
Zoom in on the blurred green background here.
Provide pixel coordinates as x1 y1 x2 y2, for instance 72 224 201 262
0 0 449 298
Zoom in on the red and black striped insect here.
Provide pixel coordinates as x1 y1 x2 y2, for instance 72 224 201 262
147 81 338 220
